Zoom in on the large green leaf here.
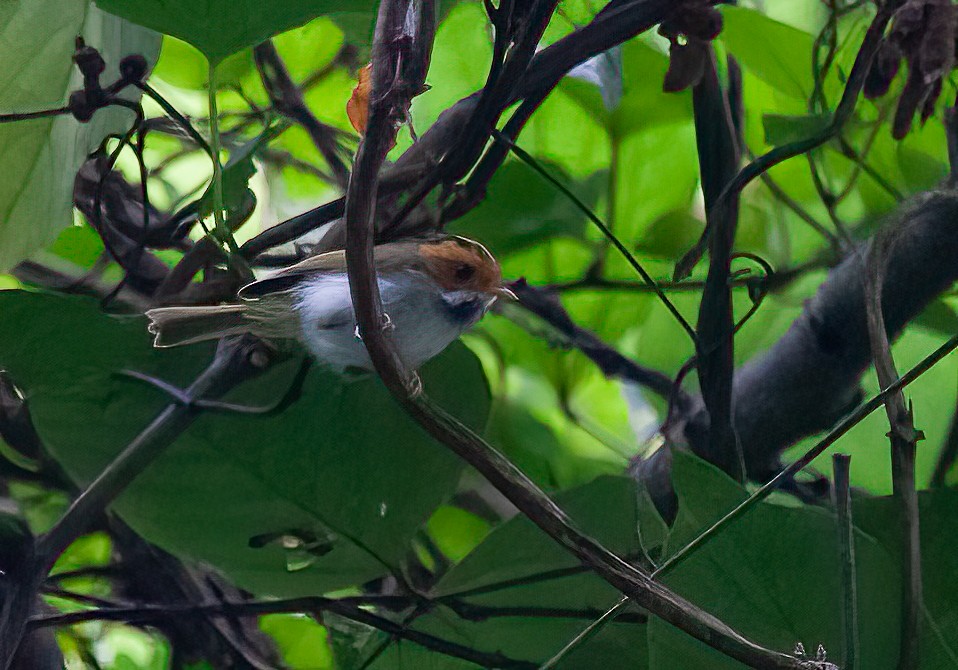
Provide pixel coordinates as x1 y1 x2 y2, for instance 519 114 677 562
366 476 659 668
0 1 159 271
650 452 900 669
94 0 377 64
719 6 815 100
0 291 489 595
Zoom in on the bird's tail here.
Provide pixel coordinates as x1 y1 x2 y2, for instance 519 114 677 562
145 304 249 347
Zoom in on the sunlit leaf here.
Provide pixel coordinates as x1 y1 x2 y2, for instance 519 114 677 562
0 2 159 271
94 0 377 64
719 6 815 100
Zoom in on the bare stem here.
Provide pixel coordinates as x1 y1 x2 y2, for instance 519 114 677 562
832 454 859 670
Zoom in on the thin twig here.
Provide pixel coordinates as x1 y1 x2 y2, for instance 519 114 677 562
499 135 697 344
28 597 536 670
864 235 923 669
832 454 859 670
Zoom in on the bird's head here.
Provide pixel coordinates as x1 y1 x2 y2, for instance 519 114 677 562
417 236 515 325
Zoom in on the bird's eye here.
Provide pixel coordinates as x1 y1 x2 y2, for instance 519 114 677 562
455 263 476 282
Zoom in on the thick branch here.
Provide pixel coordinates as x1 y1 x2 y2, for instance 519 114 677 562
667 191 958 482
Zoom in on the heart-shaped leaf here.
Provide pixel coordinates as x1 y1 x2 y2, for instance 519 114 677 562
0 291 490 595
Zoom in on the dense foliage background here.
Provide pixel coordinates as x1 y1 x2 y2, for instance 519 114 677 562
1 0 958 668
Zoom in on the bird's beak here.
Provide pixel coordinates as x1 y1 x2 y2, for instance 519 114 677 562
495 285 518 301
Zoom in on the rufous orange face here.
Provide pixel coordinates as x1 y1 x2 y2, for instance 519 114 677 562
419 239 502 294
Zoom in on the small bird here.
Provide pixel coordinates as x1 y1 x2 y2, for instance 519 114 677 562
146 236 513 372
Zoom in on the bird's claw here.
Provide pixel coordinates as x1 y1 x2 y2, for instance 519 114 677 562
405 372 423 398
353 312 394 340
380 312 394 332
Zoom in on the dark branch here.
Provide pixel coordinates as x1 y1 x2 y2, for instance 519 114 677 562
676 0 903 278
637 190 958 507
690 48 742 476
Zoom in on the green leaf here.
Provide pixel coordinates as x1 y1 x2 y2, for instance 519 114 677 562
896 144 949 194
0 291 489 595
152 36 255 90
260 614 334 670
0 2 159 271
719 6 815 100
49 224 105 269
854 491 958 667
391 475 654 667
412 2 493 131
562 46 623 127
94 0 376 64
635 210 705 259
613 41 692 138
762 113 831 146
426 505 491 564
611 122 698 248
652 451 899 669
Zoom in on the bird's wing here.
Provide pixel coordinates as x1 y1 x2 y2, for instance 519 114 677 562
238 241 427 299
239 249 348 299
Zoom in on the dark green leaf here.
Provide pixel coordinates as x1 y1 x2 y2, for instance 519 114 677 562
854 491 958 667
652 451 899 669
0 291 489 595
762 113 831 146
387 476 657 667
94 0 377 64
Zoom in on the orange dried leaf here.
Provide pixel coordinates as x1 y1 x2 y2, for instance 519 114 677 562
347 63 372 135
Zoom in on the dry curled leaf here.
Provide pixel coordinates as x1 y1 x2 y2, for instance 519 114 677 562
658 1 723 93
663 40 709 92
346 63 372 135
865 0 958 138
